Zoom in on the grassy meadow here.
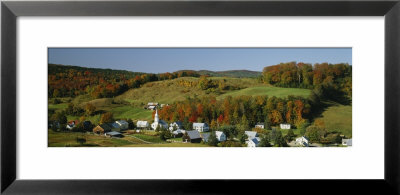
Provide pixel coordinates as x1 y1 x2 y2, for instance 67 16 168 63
48 129 212 147
313 101 352 138
217 86 311 100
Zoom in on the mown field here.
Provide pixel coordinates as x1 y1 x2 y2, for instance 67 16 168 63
115 77 260 105
48 130 211 147
217 86 311 100
48 130 142 147
313 101 352 138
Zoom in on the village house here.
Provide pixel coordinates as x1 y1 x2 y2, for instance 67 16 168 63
280 123 291 129
193 123 209 132
246 137 260 147
48 121 60 129
245 131 258 140
110 122 121 132
342 138 352 146
215 131 227 142
136 121 149 129
255 122 264 129
93 123 112 134
105 131 123 138
147 102 159 110
201 131 226 142
169 121 183 131
151 109 168 130
172 129 186 138
66 120 79 130
183 130 202 143
295 136 309 147
201 133 210 143
115 120 129 130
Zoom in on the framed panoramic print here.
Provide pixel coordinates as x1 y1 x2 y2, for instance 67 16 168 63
2 0 400 194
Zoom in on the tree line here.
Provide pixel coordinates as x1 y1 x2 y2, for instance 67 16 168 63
155 95 311 132
48 64 200 98
262 62 352 103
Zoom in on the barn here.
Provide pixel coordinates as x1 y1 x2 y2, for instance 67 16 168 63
93 124 112 134
183 130 202 143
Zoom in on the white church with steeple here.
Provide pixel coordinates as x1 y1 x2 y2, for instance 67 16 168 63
151 109 168 130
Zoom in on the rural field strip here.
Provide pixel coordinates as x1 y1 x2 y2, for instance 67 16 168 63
124 134 152 144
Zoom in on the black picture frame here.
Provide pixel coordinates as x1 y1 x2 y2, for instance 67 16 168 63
1 0 399 194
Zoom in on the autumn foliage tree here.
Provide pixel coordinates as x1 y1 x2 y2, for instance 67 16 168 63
100 112 114 124
85 103 96 116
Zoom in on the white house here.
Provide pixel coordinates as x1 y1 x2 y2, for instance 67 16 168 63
201 131 226 142
245 131 258 140
193 123 209 132
169 121 183 131
147 102 159 110
172 129 186 138
255 122 264 129
136 121 149 129
115 120 129 130
151 109 168 130
295 136 309 147
66 123 75 130
246 137 260 147
280 123 291 129
342 138 352 146
66 120 79 130
215 131 227 142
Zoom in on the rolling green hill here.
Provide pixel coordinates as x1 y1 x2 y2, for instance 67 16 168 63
115 77 260 105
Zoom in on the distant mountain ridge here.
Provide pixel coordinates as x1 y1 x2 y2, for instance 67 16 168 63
179 69 262 78
49 64 261 78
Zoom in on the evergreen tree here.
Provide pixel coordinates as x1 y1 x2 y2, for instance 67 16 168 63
258 134 272 147
264 115 271 130
208 131 219 146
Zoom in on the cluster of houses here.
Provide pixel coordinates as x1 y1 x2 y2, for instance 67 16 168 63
61 107 353 147
92 120 129 138
145 102 168 110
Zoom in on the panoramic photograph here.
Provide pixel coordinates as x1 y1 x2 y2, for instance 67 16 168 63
48 48 352 147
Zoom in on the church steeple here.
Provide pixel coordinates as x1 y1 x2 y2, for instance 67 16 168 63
154 108 159 123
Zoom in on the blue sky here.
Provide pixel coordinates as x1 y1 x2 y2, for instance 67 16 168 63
48 48 351 73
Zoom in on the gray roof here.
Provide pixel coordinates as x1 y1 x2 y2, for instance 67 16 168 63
186 130 201 139
105 131 122 136
100 123 112 131
117 120 129 125
158 120 168 125
201 133 210 142
256 122 264 126
245 131 258 139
